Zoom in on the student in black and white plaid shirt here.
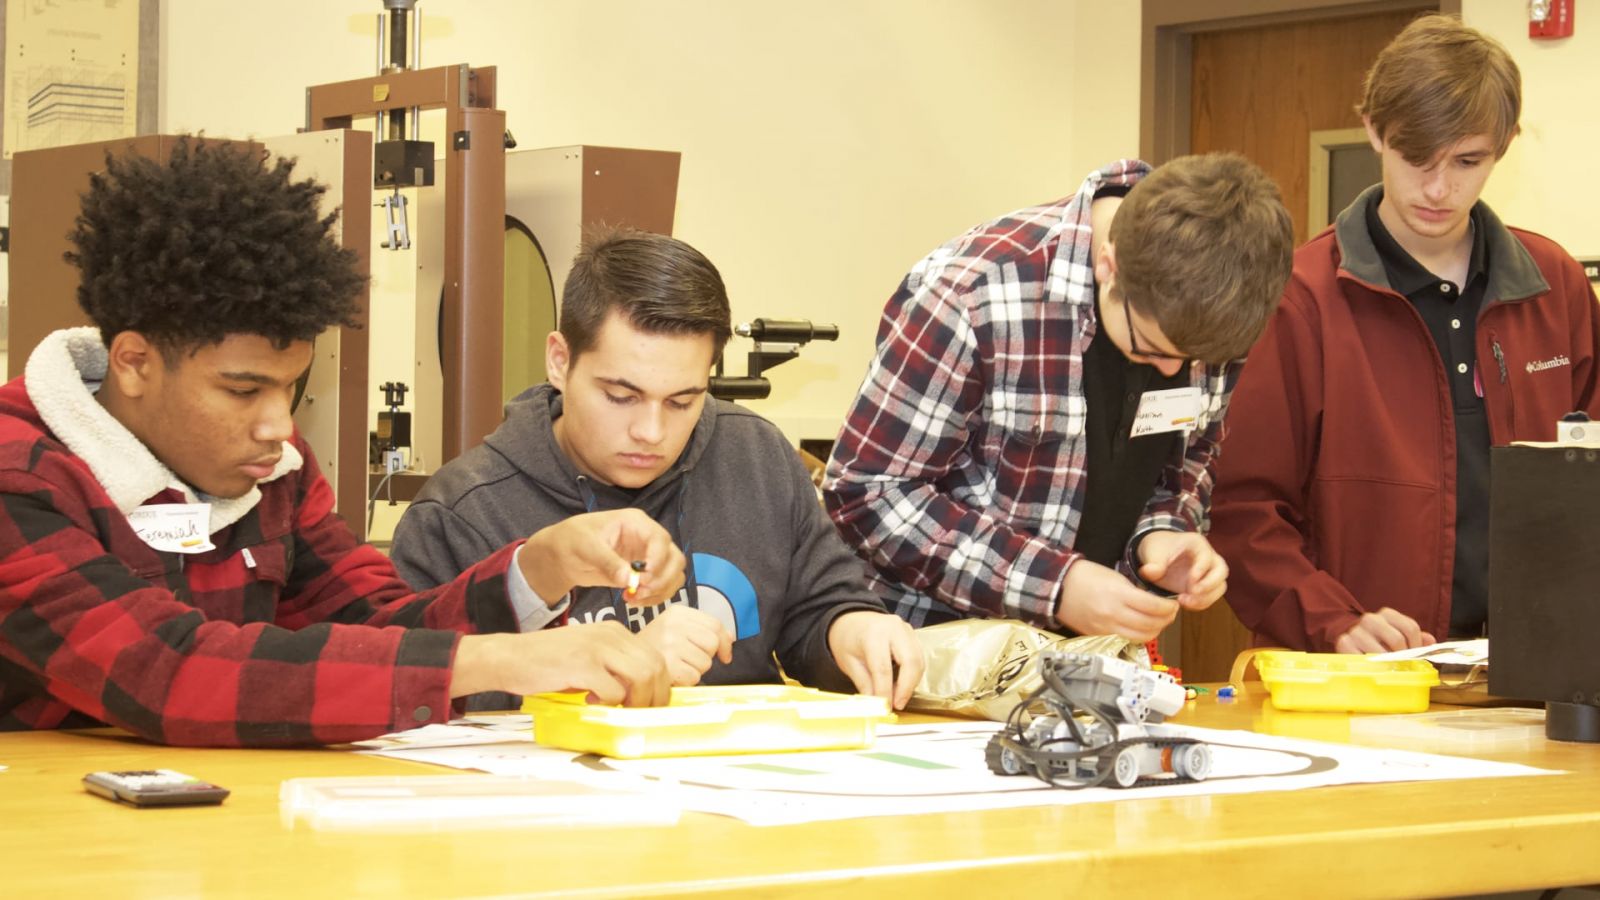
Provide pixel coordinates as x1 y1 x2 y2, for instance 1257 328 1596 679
825 155 1293 642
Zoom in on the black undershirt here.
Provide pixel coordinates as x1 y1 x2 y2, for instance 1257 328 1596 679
1076 324 1187 567
1365 191 1490 638
1075 183 1187 568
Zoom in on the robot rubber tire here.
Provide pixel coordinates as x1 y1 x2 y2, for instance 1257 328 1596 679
1112 747 1140 788
984 734 1026 776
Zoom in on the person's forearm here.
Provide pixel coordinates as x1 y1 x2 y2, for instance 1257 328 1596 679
449 633 507 698
516 530 571 604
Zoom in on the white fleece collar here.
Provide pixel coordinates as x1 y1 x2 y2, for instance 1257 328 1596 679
24 327 303 535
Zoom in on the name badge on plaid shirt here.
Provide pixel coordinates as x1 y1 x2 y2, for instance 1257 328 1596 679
127 503 217 554
1130 387 1202 438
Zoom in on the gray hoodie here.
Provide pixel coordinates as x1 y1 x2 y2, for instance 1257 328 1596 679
390 384 885 691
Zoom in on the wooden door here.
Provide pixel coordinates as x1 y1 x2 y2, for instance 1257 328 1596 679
1190 9 1422 243
1182 9 1423 681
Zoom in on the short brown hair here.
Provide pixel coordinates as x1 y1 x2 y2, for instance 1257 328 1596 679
1107 152 1293 364
559 226 732 361
1358 14 1521 165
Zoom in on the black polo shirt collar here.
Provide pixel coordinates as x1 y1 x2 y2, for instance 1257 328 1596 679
1364 188 1488 296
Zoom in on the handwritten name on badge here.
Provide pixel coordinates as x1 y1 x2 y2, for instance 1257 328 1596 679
1129 387 1203 438
127 503 216 554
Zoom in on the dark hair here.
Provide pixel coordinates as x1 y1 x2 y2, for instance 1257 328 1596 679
1108 152 1294 363
1358 14 1520 165
559 226 732 360
65 137 365 357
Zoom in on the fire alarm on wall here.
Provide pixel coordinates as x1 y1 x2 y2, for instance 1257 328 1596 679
1530 0 1574 39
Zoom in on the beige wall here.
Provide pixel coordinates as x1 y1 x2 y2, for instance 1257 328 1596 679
142 1 1600 449
160 0 1100 445
1464 0 1599 259
1065 3 1142 187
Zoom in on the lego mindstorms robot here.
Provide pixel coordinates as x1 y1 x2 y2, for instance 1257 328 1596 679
985 652 1213 789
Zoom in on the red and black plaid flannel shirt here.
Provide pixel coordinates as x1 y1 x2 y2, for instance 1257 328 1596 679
824 160 1241 629
0 377 522 747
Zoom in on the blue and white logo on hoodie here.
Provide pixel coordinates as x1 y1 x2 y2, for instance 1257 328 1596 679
689 552 760 641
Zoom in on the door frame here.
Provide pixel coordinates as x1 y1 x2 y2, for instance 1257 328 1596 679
1309 126 1376 231
1140 0 1455 165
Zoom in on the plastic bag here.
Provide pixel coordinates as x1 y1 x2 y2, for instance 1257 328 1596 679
907 619 1144 721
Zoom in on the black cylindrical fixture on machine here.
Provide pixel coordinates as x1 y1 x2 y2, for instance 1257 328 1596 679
707 377 773 401
389 9 408 69
738 319 841 343
386 8 409 139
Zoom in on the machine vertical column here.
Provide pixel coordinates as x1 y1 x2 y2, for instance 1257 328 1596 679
442 67 506 460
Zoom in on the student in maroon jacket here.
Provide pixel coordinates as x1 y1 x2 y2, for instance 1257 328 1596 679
1210 16 1600 653
0 139 676 747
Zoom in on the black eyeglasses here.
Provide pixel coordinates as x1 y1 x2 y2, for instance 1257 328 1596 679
1123 296 1191 363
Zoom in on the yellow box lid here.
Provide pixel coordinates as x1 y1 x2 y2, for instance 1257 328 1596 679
523 685 894 759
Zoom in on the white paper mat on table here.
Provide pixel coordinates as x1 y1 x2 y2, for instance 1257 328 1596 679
356 719 1553 827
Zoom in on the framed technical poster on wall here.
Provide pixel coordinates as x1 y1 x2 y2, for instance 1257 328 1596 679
0 0 158 194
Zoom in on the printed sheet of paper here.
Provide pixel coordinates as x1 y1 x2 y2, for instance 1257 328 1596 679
1370 638 1488 667
352 716 535 751
359 720 1552 827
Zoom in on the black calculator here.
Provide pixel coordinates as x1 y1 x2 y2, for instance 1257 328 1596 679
83 769 231 806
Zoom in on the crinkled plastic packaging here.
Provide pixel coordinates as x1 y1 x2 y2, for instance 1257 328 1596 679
906 619 1143 721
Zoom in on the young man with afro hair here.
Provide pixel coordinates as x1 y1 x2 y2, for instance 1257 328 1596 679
0 139 677 747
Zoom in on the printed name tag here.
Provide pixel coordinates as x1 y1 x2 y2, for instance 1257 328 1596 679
127 503 215 554
1130 387 1202 438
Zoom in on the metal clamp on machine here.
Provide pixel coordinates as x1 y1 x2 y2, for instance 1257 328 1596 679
709 319 840 401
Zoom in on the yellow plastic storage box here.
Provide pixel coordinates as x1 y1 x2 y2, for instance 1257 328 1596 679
523 685 894 759
1255 650 1440 713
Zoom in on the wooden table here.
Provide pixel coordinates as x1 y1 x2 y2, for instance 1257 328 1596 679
4 692 1598 898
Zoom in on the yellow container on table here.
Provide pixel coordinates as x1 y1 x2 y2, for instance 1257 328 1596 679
1255 651 1439 713
523 685 894 759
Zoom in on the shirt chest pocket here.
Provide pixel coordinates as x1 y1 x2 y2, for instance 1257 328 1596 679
991 402 1083 519
237 539 290 588
992 388 1084 443
183 538 292 623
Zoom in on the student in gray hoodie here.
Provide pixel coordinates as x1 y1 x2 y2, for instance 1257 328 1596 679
391 228 923 707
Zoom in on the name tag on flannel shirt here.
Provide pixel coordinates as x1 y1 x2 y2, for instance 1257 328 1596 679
1130 387 1202 438
127 503 216 554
